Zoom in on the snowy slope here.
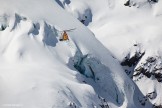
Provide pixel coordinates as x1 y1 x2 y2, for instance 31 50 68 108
59 0 162 59
56 0 162 107
0 0 146 108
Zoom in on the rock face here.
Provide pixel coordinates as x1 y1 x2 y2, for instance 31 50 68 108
124 0 158 7
134 56 162 82
121 44 145 78
119 43 162 107
0 15 8 31
122 53 162 106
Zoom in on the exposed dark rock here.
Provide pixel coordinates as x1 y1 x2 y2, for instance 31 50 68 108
121 44 145 77
153 104 162 108
121 52 145 67
147 91 157 100
69 102 76 108
124 0 158 8
124 0 130 6
55 0 71 8
0 25 6 31
154 73 162 82
148 0 158 3
98 95 110 108
138 91 157 107
146 57 156 63
133 56 162 82
0 15 8 31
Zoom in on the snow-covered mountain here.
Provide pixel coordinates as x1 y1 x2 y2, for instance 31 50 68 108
0 0 161 108
55 0 162 107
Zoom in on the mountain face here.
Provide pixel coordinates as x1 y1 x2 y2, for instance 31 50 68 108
55 0 162 107
0 0 162 108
